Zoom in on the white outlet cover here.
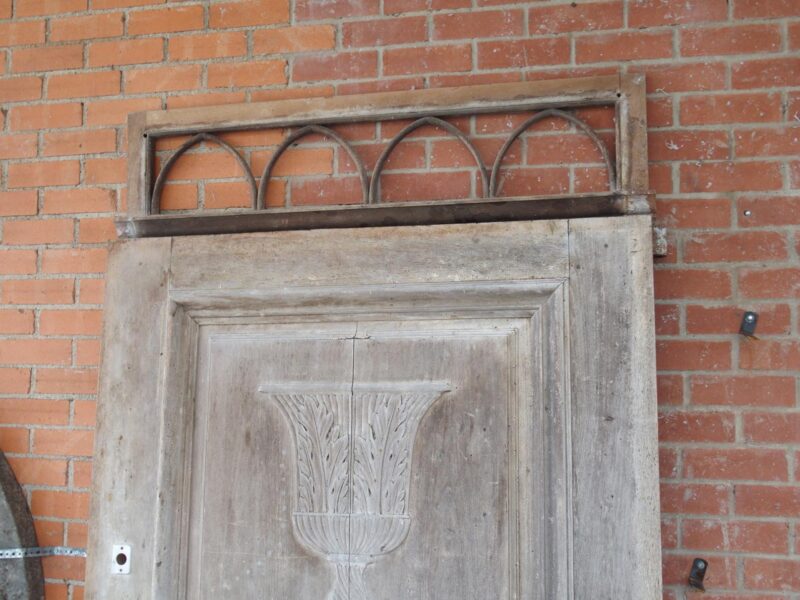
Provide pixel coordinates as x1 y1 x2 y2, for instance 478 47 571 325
112 544 131 574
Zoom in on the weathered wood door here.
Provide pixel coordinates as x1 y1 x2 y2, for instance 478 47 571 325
86 216 661 599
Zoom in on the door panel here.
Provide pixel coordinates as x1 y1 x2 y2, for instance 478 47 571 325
86 218 660 599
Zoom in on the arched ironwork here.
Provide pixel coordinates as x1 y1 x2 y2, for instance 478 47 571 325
256 125 369 210
368 117 489 205
489 109 616 197
151 132 257 215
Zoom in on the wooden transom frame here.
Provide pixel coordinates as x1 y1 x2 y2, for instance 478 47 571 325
122 74 649 238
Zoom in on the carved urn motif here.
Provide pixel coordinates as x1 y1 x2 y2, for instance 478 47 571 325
259 382 449 600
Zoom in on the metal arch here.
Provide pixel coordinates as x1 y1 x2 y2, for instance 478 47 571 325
489 109 616 197
368 117 489 205
150 132 257 215
256 125 369 210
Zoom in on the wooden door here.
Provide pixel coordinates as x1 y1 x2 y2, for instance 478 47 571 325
86 216 661 599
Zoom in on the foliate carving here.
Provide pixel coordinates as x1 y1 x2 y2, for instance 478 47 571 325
259 382 449 600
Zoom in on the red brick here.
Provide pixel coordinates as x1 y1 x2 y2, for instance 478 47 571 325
691 375 795 407
478 38 571 69
739 196 800 227
740 339 800 371
381 172 473 203
208 60 286 87
168 91 248 109
72 459 94 486
14 0 85 16
0 367 30 393
684 231 788 263
733 57 800 89
43 188 115 214
2 279 75 306
576 31 673 63
209 0 289 28
735 0 800 18
529 1 622 34
92 0 163 7
3 219 74 244
657 340 731 371
0 250 36 276
125 65 201 93
660 483 730 515
740 268 800 299
88 38 163 67
128 5 204 34
85 157 125 184
0 398 69 425
654 303 679 336
12 44 83 73
744 558 800 591
658 410 735 443
736 485 800 517
78 218 117 244
434 10 523 40
10 103 82 130
682 24 782 57
745 412 800 444
0 191 38 217
0 21 46 46
635 62 727 94
0 0 8 16
654 269 731 299
681 162 782 193
655 198 730 229
0 339 72 365
687 304 790 335
77 279 105 304
342 18 425 48
295 51 378 81
7 457 68 486
629 0 727 27
169 32 248 60
657 374 683 406
251 147 332 177
31 490 89 519
50 12 124 41
0 309 34 334
42 248 108 274
76 339 101 366
736 127 800 158
40 309 103 336
0 133 37 159
649 130 729 163
43 129 116 157
683 519 788 554
0 428 29 453
47 70 121 99
660 449 678 479
0 76 42 102
36 368 97 394
684 448 787 481
33 430 94 457
90 98 163 128
296 0 376 20
42 556 85 582
681 93 782 125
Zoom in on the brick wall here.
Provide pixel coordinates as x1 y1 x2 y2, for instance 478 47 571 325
1 0 798 598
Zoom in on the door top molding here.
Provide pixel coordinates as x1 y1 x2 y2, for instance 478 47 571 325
122 74 649 238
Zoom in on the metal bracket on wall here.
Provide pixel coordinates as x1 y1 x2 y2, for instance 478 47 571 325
0 546 87 559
